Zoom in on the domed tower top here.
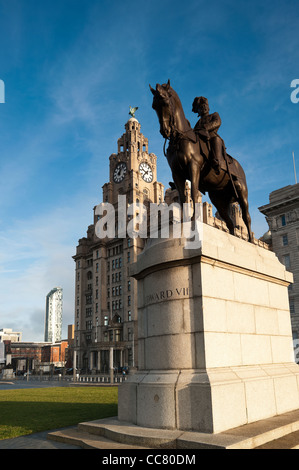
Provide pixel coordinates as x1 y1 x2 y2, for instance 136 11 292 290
125 106 141 132
125 116 141 132
118 107 147 154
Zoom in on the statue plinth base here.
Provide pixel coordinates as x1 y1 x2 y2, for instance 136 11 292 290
118 224 299 434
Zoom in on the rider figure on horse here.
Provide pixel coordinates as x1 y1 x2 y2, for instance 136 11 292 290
192 96 224 175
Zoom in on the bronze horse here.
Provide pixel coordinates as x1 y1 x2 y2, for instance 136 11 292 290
149 80 253 243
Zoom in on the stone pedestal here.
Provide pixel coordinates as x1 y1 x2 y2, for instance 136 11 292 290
118 224 299 434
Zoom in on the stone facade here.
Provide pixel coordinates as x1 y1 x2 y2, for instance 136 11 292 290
259 183 299 342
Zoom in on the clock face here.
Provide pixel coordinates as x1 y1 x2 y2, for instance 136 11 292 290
113 162 127 183
139 162 153 183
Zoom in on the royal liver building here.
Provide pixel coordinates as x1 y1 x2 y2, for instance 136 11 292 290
73 115 164 373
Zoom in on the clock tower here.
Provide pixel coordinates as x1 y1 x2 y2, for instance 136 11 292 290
73 114 164 376
103 116 164 208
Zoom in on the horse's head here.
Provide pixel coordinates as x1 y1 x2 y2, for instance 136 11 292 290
149 80 174 139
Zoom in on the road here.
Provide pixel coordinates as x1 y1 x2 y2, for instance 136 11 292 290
0 378 73 390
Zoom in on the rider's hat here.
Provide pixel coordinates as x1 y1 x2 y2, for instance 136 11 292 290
192 96 209 113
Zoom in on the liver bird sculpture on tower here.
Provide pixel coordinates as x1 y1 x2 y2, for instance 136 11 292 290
129 106 138 118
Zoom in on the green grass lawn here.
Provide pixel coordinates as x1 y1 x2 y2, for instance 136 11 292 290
0 387 118 440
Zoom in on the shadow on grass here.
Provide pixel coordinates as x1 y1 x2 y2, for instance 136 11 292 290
0 401 118 439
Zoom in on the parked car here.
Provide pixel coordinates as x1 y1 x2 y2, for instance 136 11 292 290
66 368 79 375
117 366 129 375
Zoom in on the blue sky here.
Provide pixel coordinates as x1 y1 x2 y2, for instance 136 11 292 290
0 0 298 341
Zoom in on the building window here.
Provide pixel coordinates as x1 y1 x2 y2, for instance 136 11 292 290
283 254 291 269
282 234 288 246
115 329 122 342
128 296 131 306
128 310 132 321
86 308 92 317
281 214 286 226
128 280 131 291
104 315 109 326
290 301 295 314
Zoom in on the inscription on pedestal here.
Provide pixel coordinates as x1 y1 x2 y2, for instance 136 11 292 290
145 287 190 306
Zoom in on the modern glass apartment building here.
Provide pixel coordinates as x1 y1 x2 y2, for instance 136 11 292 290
44 287 63 343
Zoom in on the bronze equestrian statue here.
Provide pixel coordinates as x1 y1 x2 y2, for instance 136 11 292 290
149 80 253 243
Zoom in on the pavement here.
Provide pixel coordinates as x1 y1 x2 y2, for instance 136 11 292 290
0 427 82 449
0 379 73 390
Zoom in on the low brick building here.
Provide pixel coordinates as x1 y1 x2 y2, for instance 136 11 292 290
7 340 69 373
